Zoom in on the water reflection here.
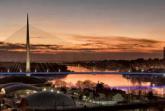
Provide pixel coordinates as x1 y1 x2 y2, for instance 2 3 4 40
50 66 165 96
59 74 150 87
64 66 150 86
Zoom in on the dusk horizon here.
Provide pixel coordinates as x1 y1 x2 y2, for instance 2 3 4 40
1 1 165 111
1 0 165 61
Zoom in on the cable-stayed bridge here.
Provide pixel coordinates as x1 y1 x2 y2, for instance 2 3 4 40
1 14 165 77
0 71 165 76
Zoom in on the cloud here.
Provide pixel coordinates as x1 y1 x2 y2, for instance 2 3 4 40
1 34 165 53
4 25 164 53
68 35 165 52
0 34 164 61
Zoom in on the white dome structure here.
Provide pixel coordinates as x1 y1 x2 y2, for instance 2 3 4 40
0 82 40 94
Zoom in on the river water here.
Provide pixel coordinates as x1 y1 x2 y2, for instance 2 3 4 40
50 66 165 96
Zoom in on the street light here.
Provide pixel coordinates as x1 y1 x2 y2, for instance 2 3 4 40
43 88 47 91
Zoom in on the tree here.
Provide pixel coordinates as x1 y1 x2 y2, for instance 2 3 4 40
96 81 104 93
82 80 95 89
54 80 67 88
76 81 83 89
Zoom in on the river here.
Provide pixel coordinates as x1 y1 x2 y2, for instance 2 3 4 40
49 66 165 96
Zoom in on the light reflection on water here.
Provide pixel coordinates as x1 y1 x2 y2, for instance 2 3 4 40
61 66 150 87
67 65 114 72
50 66 165 96
60 74 150 87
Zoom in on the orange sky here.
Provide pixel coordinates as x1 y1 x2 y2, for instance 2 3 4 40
0 0 165 60
0 0 165 41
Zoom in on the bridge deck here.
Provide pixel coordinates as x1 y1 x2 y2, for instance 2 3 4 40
0 72 164 76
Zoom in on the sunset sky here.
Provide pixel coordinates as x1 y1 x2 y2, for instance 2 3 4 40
0 0 165 61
